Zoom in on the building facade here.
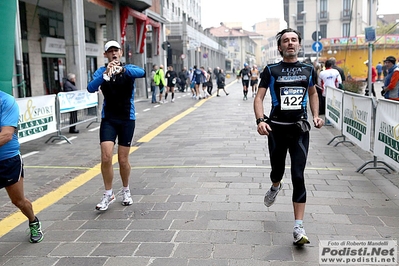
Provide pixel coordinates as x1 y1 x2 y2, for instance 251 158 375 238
12 0 226 99
160 0 227 74
282 0 399 78
207 23 260 72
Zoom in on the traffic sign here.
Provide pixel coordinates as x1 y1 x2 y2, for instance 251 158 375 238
312 31 322 41
312 41 323 52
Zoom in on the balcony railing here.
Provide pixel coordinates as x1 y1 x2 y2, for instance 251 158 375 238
293 14 306 25
319 12 329 22
340 10 351 21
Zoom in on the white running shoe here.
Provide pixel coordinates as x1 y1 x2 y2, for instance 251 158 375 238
264 181 283 207
121 190 133 206
293 225 310 245
95 193 115 211
171 98 175 103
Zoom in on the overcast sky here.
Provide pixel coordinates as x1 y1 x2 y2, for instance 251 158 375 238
200 0 399 30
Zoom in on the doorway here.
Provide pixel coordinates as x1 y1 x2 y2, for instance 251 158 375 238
42 57 66 94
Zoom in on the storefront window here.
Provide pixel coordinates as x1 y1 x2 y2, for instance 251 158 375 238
42 57 66 95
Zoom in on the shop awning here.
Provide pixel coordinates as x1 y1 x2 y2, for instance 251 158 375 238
121 6 160 54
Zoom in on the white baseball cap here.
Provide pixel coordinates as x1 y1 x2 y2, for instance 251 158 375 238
104 40 121 52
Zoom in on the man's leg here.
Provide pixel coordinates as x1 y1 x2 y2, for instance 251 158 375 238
100 141 115 190
293 202 305 220
95 141 116 210
264 127 288 207
5 178 35 222
289 131 310 244
118 145 131 187
196 84 201 98
6 178 44 243
117 148 133 205
171 87 175 102
165 87 169 101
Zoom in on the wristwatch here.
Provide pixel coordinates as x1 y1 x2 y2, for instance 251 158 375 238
256 118 266 125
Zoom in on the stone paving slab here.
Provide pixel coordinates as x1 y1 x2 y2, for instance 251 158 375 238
0 79 398 265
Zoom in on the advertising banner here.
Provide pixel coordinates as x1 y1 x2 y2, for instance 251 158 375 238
342 92 373 151
16 95 57 144
373 99 399 169
325 86 343 130
58 91 98 113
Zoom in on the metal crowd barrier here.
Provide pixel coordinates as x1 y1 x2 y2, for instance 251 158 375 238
325 86 398 174
15 91 99 145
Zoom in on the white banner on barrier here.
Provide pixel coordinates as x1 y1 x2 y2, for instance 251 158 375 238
16 95 57 144
342 92 373 151
325 86 343 130
374 99 399 169
58 91 98 113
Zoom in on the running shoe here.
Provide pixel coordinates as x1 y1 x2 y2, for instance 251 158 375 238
171 98 175 103
121 189 133 206
293 225 310 245
264 181 283 207
29 217 44 243
95 193 115 211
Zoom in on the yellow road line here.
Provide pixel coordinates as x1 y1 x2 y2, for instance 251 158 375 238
137 107 196 142
0 147 142 237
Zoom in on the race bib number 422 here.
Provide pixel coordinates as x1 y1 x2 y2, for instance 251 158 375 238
280 87 305 110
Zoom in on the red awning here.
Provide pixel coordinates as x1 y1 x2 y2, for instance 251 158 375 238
120 6 161 54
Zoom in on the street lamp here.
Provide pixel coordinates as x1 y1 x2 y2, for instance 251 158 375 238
300 11 307 62
291 11 307 61
315 0 319 63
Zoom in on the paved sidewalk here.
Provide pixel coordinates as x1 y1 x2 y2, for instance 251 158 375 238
0 78 398 265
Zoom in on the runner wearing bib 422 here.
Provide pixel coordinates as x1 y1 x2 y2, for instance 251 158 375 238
254 28 323 247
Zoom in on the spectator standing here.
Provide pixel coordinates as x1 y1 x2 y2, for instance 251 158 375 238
206 67 213 96
216 69 229 96
178 67 188 92
87 40 145 211
213 67 219 81
0 90 44 243
63 73 79 133
318 59 342 114
376 62 383 82
150 64 158 103
364 60 377 97
254 28 323 246
382 56 399 101
192 65 205 100
164 65 178 103
154 65 166 103
329 57 345 87
236 68 241 83
188 67 196 98
382 62 388 81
